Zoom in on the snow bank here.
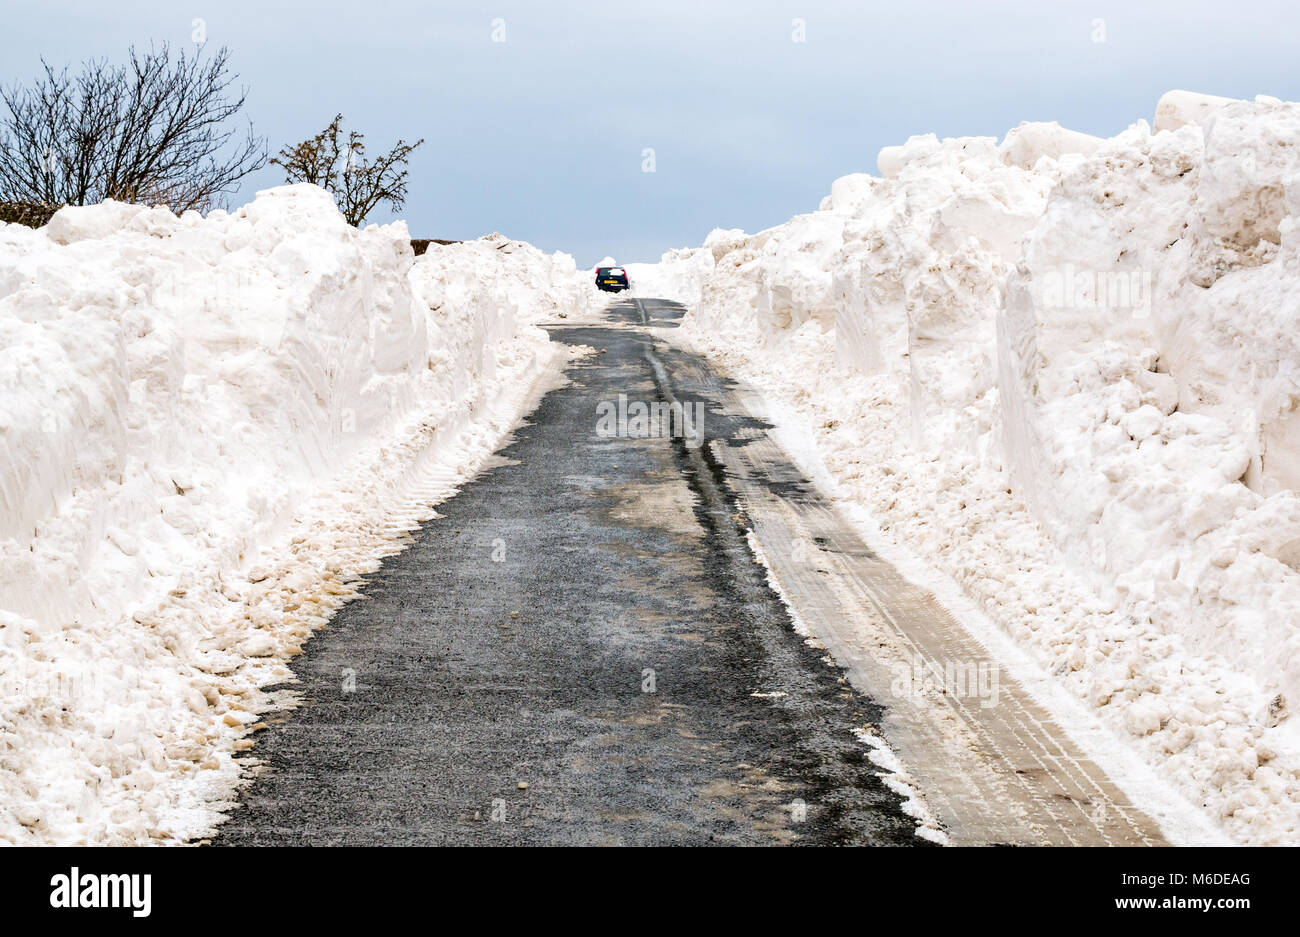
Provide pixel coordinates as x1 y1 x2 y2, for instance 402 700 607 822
0 185 569 843
663 93 1300 844
621 247 714 307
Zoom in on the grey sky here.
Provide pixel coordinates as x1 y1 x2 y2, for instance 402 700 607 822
4 1 1299 266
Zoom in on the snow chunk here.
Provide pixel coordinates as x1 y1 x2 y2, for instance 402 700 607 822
1155 90 1244 133
999 121 1103 170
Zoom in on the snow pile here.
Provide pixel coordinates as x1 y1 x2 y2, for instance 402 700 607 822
0 185 566 843
665 93 1300 844
621 245 718 307
421 231 587 327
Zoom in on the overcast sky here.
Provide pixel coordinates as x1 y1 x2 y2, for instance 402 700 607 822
4 1 1300 266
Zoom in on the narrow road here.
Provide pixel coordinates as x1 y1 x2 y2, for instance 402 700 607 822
214 298 921 845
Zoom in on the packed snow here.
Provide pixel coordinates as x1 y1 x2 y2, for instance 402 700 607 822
641 90 1300 845
0 185 578 843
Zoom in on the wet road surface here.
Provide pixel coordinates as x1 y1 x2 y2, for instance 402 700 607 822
214 298 921 845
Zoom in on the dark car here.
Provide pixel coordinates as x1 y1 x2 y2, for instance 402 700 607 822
595 266 629 292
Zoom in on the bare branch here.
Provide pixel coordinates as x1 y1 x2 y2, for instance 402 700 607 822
272 115 422 226
0 43 267 214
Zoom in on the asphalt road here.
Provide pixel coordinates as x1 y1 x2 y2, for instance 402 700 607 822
213 297 920 846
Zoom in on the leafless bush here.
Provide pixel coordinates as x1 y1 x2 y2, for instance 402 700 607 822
0 200 58 228
0 43 266 212
272 114 422 226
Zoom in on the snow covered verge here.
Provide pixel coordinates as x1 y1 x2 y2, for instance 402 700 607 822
0 184 575 843
646 91 1300 844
